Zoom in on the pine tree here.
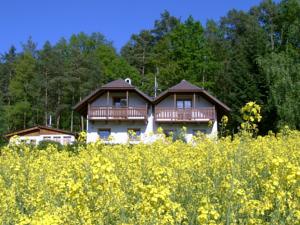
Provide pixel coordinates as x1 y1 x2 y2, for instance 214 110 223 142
8 52 39 129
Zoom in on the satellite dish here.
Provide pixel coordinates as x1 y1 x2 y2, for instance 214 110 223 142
125 78 131 85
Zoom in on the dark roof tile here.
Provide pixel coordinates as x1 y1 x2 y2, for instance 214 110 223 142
73 79 231 115
73 79 152 114
5 126 74 138
169 80 202 91
154 80 231 112
102 79 134 89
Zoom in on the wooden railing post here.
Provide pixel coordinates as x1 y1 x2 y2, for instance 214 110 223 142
90 106 219 121
153 107 215 121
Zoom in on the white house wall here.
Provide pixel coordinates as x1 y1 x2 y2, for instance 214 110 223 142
156 121 217 142
11 134 75 145
87 120 154 144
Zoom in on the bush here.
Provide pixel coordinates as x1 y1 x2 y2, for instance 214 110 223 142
37 140 63 150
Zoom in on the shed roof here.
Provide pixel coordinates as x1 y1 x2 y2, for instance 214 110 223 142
5 126 75 138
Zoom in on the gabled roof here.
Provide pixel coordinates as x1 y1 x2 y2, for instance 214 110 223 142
5 126 74 138
74 79 231 115
169 80 202 92
102 79 135 89
73 79 152 115
154 80 231 112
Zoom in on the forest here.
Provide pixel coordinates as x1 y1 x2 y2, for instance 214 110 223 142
0 0 299 142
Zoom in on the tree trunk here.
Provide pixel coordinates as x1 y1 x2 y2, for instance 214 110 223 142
142 48 145 83
56 115 60 129
45 70 48 126
36 109 38 125
270 25 274 51
70 92 74 132
23 112 26 129
70 110 74 132
56 94 61 128
8 70 12 105
81 116 84 131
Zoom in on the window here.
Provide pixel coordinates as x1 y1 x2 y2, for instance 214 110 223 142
43 136 51 141
63 136 72 144
128 128 141 141
193 129 207 136
176 99 192 109
98 129 111 140
113 97 127 108
53 136 61 143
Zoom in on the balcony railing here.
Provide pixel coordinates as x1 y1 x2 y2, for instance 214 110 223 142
88 106 147 120
155 107 215 122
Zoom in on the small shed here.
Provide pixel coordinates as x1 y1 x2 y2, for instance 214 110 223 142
5 126 75 145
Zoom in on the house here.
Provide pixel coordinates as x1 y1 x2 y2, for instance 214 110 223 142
74 79 230 143
5 126 75 145
153 80 230 142
74 79 153 144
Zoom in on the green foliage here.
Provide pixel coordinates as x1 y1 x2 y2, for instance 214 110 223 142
172 127 187 143
258 49 300 129
1 1 300 135
0 33 139 134
37 140 63 150
0 94 7 145
8 52 39 129
240 102 262 133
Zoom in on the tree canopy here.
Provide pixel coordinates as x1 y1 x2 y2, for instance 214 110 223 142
0 0 299 142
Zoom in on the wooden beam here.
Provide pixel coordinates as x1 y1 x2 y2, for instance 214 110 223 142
126 90 129 107
106 91 109 106
107 91 109 119
193 93 196 109
174 93 176 108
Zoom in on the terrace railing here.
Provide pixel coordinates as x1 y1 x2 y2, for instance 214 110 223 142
88 106 147 120
155 107 215 122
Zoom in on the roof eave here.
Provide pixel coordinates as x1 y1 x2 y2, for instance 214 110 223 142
5 126 75 138
73 87 152 115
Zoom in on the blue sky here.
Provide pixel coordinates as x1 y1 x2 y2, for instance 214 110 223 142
0 0 264 53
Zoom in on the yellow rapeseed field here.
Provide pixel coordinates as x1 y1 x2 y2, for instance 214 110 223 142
0 129 299 225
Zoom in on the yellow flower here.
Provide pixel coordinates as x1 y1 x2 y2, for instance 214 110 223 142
0 128 299 224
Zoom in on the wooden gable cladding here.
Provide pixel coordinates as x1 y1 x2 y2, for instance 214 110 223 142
39 128 69 135
5 126 74 138
19 128 66 137
73 79 152 116
74 79 231 117
22 130 40 136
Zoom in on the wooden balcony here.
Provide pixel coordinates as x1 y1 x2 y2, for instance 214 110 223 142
88 106 147 120
155 107 215 122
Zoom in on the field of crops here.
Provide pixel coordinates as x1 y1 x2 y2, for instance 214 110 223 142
0 131 299 225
